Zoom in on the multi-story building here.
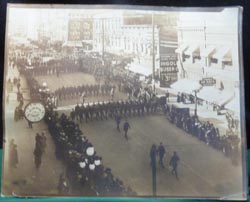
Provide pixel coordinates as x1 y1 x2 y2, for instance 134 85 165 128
93 10 178 79
64 11 93 51
174 8 240 110
93 11 160 58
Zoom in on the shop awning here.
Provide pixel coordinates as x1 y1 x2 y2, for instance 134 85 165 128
213 47 231 61
184 45 199 56
198 86 234 106
175 44 188 54
170 79 202 94
225 91 240 115
126 63 152 77
62 41 83 48
200 46 215 57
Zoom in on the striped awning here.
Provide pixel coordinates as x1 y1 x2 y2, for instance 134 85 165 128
213 47 231 61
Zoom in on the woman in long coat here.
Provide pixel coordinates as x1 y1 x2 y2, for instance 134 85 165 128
9 139 18 168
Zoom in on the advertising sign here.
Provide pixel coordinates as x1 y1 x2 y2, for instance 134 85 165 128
160 54 178 87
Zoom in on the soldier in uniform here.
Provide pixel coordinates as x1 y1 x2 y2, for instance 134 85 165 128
169 151 180 180
79 104 84 123
123 120 130 140
75 104 80 121
84 104 90 123
158 143 166 168
70 108 75 121
115 113 122 132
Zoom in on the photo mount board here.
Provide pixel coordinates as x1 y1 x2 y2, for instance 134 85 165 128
1 4 247 200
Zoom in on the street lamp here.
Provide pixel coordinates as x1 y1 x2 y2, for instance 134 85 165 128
78 145 101 172
78 145 102 188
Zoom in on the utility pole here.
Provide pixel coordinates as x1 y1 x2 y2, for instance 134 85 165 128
102 18 105 64
152 13 156 93
194 90 198 117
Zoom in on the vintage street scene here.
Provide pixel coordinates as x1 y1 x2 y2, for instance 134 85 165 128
2 5 247 199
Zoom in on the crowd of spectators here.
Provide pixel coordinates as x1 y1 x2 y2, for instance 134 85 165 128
164 103 240 164
45 109 137 196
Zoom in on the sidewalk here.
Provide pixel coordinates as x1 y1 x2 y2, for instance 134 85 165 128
2 66 66 196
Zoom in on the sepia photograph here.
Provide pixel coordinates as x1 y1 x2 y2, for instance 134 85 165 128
1 4 247 199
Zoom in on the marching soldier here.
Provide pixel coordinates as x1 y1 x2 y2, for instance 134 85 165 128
115 113 122 132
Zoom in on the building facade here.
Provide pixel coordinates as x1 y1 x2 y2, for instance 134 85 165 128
175 8 240 110
176 8 239 90
93 11 160 58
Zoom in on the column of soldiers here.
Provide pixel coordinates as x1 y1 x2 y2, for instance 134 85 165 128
24 58 80 77
54 84 116 100
70 99 159 123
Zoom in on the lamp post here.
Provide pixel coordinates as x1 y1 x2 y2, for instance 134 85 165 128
78 145 101 187
150 144 157 196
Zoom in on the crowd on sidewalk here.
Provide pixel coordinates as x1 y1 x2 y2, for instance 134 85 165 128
45 109 137 196
164 102 240 165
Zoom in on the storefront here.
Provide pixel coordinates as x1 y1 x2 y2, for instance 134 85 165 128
170 79 201 94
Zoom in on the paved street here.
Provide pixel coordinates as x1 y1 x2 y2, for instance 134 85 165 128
64 113 244 198
3 68 244 198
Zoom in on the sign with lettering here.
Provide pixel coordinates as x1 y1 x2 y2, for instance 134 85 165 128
68 19 93 41
160 54 178 87
199 77 216 86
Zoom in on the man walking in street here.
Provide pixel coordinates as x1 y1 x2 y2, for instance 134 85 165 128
115 113 122 132
158 143 166 168
41 132 47 153
169 151 180 180
34 144 43 169
123 120 130 140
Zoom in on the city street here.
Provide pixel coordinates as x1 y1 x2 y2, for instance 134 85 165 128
67 113 243 198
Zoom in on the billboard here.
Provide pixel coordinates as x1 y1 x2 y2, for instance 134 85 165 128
68 18 93 41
